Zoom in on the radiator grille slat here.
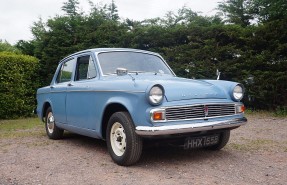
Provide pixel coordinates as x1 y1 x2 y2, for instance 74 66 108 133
165 104 236 121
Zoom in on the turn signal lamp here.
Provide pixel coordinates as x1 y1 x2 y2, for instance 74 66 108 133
151 109 166 122
153 112 164 120
236 104 245 113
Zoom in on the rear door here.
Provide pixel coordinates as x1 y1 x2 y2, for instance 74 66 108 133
50 58 76 124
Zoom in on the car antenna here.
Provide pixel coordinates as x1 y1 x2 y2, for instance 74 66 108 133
216 69 221 80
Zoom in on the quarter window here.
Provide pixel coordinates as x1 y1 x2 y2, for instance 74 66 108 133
75 55 97 81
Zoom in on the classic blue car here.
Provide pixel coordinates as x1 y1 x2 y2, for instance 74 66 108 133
36 48 247 166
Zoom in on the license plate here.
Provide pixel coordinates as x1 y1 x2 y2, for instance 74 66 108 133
184 134 219 149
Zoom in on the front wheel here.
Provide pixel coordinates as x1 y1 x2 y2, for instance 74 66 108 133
106 112 142 166
45 107 64 140
207 130 230 150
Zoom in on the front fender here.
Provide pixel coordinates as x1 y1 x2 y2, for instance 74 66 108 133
104 92 150 124
98 92 151 138
203 80 243 101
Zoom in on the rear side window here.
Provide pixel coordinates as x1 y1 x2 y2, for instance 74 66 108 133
56 58 75 83
75 55 97 81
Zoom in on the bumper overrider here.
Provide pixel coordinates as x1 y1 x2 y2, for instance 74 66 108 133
135 117 247 136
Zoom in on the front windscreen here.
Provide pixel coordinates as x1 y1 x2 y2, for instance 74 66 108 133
97 51 173 75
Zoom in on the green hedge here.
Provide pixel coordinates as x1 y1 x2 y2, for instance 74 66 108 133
0 52 39 119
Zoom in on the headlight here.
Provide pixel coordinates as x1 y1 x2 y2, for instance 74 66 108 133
148 85 164 105
232 84 244 101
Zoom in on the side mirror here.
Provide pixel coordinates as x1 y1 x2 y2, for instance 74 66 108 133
116 68 128 76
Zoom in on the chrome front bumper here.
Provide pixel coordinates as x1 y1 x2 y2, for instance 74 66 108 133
135 117 247 136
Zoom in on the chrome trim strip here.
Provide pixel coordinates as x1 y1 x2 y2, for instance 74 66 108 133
162 102 240 109
65 90 145 93
135 117 247 136
37 90 145 95
156 113 239 123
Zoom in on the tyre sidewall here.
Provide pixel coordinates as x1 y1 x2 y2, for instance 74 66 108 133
45 107 63 140
106 112 142 166
207 130 230 150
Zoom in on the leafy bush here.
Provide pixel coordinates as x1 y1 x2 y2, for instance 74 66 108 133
0 52 39 119
274 106 287 117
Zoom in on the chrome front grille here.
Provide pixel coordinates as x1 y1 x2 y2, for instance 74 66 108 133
165 104 236 121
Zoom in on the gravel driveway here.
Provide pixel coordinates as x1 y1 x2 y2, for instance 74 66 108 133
0 113 286 185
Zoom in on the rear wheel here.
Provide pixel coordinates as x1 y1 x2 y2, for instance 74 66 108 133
45 107 63 140
106 112 142 166
207 130 230 150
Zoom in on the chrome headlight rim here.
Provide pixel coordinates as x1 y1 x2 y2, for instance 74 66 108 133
147 85 165 106
232 84 244 101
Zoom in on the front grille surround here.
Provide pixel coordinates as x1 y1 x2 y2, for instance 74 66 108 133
153 103 238 122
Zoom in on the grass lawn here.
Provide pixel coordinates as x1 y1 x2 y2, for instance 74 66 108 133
0 117 43 138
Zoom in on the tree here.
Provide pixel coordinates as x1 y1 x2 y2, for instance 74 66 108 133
163 7 198 26
107 0 119 21
253 0 287 22
16 0 286 111
218 0 254 27
61 0 80 17
0 40 21 54
15 40 35 56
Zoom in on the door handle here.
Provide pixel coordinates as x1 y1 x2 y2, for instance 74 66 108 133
67 83 74 87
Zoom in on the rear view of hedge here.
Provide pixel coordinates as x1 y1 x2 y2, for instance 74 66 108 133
0 52 39 119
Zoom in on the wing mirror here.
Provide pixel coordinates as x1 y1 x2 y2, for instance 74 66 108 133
116 68 128 76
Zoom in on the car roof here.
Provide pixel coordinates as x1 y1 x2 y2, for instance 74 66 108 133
60 48 159 62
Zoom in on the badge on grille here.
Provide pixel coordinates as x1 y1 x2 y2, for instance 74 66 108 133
204 105 208 117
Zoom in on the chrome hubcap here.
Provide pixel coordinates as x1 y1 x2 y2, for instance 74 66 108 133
110 122 126 156
47 112 55 134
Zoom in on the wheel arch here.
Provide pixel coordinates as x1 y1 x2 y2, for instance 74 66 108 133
101 103 130 140
41 101 52 122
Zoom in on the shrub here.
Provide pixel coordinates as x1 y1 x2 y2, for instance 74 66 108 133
274 106 287 117
0 52 39 119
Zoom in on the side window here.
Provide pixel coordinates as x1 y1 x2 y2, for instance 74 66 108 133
56 59 75 83
75 55 97 81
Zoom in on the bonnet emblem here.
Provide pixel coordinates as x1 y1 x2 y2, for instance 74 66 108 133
204 105 209 117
